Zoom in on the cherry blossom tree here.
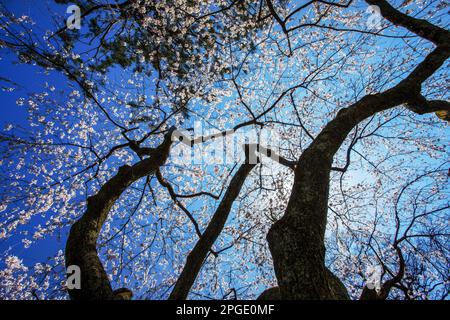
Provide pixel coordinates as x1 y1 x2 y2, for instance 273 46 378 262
0 0 448 300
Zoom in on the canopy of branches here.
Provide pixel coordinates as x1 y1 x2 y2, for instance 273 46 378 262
0 0 448 300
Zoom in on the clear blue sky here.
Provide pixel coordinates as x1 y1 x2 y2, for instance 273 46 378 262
0 0 70 269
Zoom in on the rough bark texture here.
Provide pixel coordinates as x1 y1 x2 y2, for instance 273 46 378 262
65 130 174 300
169 161 256 300
266 0 450 300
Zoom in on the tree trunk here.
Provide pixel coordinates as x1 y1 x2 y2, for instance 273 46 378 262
267 32 449 298
169 161 255 300
65 131 174 300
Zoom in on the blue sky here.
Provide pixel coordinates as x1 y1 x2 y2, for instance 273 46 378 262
0 0 70 269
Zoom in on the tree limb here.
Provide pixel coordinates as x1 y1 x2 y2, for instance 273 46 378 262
65 128 175 300
169 147 256 300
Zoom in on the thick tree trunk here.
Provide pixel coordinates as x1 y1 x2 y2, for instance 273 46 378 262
266 146 350 299
266 3 450 296
65 130 174 300
267 90 407 299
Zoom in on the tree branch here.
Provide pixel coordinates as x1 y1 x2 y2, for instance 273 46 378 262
365 0 449 45
65 128 175 300
169 148 256 300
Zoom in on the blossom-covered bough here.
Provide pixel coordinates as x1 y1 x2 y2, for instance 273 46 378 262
0 0 449 300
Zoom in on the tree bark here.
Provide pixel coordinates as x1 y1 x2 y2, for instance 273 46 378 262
169 160 256 300
65 130 174 300
266 0 450 299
